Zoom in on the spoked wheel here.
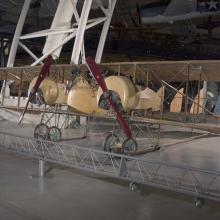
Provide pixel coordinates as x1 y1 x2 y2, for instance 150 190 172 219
122 138 137 155
103 133 123 154
47 126 62 142
34 123 49 140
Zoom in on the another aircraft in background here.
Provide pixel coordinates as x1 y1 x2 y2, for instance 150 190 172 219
125 0 220 39
138 0 220 24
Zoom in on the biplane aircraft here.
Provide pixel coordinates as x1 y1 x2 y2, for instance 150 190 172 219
1 0 220 158
2 1 220 208
1 58 220 156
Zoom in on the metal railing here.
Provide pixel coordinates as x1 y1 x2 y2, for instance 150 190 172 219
0 131 220 202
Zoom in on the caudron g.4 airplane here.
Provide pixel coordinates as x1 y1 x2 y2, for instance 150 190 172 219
19 56 162 155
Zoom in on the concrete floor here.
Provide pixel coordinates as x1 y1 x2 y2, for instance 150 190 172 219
1 119 220 219
0 151 220 220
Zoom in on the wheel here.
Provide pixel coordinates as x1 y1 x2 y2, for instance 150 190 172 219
103 133 122 154
129 182 139 192
34 123 49 140
122 138 137 155
194 197 205 208
47 126 62 142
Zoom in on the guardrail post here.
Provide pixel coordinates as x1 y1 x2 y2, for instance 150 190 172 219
119 158 128 177
31 159 46 179
39 159 45 178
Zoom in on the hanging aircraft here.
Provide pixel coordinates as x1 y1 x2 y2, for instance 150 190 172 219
196 15 220 37
138 0 220 25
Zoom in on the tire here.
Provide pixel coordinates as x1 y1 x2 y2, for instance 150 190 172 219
47 126 62 142
103 133 122 154
34 123 49 140
122 138 137 155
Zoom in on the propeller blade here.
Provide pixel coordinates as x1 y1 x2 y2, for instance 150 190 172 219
18 55 53 124
85 57 132 138
85 57 108 92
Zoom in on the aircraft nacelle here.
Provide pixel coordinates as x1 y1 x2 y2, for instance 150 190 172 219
67 77 104 114
96 76 138 112
66 75 139 114
29 77 67 105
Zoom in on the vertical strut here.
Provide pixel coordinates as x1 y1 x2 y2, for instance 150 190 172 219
71 0 93 64
96 0 117 63
39 159 45 178
7 0 117 67
7 0 32 67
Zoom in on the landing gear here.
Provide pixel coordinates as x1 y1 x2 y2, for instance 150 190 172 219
103 133 122 154
34 123 49 140
194 197 205 208
129 182 139 192
47 126 62 142
122 138 137 155
103 133 137 155
34 124 61 142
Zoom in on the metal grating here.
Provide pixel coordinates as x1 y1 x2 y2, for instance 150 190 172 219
0 131 220 202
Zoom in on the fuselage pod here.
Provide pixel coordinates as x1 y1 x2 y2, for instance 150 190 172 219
67 77 104 114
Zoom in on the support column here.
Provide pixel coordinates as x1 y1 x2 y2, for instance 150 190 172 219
71 0 93 64
203 80 207 109
43 0 75 59
38 159 45 178
95 0 117 63
31 159 45 179
7 0 32 67
0 38 5 67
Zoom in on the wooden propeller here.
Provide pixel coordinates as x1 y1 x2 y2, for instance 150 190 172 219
18 55 53 124
85 57 133 139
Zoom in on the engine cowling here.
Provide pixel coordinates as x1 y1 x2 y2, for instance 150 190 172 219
29 77 67 105
96 76 138 111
